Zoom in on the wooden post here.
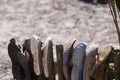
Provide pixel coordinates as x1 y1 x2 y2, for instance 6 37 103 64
49 42 55 80
114 50 120 80
56 45 65 80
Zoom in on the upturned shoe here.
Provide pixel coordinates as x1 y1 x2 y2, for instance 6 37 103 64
63 39 76 80
71 43 86 80
30 35 44 76
83 47 98 80
43 37 55 79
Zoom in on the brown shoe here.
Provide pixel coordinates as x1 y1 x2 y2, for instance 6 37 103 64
17 51 31 80
30 36 44 76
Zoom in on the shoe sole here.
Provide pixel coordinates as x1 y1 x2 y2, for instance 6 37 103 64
30 36 43 75
43 37 54 78
71 43 86 80
63 40 76 80
83 47 98 80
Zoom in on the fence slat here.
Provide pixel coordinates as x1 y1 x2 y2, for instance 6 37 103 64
56 45 65 80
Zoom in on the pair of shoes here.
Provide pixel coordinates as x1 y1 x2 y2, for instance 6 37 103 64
71 43 86 80
63 39 76 80
83 47 98 80
30 36 55 79
90 46 114 80
43 37 55 80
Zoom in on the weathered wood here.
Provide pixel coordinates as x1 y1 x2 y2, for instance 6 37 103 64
56 45 65 80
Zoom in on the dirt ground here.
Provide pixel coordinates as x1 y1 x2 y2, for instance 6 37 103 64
0 0 120 79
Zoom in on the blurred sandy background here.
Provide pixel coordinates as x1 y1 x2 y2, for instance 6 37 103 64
0 0 120 79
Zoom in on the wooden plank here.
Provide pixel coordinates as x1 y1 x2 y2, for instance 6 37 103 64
56 44 65 80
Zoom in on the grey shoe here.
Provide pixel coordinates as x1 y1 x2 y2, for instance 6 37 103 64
43 37 55 80
30 35 44 76
83 47 98 80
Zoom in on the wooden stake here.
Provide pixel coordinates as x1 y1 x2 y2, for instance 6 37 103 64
56 45 65 80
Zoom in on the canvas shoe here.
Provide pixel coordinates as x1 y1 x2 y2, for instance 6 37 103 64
83 47 98 80
43 37 55 79
30 35 44 76
63 39 76 80
71 43 86 80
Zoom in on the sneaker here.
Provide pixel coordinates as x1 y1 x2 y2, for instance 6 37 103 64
71 43 86 80
43 37 55 79
30 35 44 76
83 47 98 80
63 39 76 80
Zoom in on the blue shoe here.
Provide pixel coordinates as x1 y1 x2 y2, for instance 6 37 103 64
71 43 86 80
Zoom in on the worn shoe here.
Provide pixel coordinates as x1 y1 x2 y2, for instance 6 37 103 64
63 39 76 80
43 37 55 79
30 35 44 76
17 51 31 80
71 43 86 80
83 47 98 80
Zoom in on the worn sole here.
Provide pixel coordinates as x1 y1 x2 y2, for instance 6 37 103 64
71 43 86 80
30 36 43 76
63 39 76 80
43 37 54 78
83 47 98 80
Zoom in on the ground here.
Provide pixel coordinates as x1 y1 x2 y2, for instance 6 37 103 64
0 0 120 79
